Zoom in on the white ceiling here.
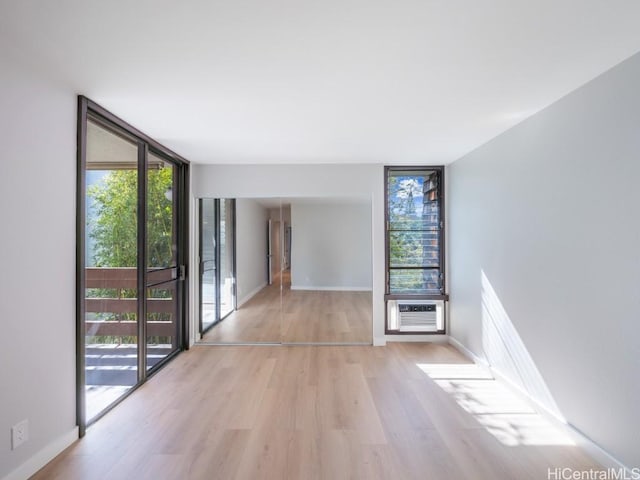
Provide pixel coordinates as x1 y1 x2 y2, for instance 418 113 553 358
2 1 640 165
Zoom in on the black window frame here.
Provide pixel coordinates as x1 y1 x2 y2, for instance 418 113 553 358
384 165 448 333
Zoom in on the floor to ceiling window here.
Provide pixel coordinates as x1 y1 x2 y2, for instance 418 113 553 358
77 97 189 434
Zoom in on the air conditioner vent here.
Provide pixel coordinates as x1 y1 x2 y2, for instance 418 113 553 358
387 300 444 332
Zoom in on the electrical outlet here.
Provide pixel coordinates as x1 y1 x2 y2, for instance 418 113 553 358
11 419 28 449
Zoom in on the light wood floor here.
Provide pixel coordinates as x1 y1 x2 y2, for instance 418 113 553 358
201 271 372 344
33 343 601 480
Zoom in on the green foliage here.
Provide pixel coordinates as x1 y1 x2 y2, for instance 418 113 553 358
146 168 175 268
88 168 174 268
88 170 138 268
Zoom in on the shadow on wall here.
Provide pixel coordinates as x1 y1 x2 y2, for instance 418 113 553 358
480 269 563 421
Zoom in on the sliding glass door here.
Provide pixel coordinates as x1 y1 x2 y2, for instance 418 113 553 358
79 97 188 432
199 199 236 336
84 118 140 421
145 154 180 369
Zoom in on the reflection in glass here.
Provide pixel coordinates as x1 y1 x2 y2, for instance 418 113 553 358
200 199 217 332
199 199 235 335
198 197 372 345
219 199 235 318
283 198 371 343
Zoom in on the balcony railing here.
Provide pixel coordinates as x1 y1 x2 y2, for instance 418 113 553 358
85 267 176 340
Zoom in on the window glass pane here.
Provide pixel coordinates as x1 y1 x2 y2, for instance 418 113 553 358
146 153 178 368
388 172 439 223
389 231 440 267
146 282 177 370
389 269 441 294
147 154 176 270
85 119 139 422
389 217 439 230
389 201 440 230
389 175 424 220
387 168 442 295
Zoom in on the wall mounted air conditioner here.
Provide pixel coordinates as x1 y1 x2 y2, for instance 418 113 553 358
387 299 444 332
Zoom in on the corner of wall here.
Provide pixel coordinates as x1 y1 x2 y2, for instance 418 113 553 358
373 336 386 346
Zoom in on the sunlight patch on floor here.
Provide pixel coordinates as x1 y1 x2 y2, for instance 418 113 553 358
417 363 574 446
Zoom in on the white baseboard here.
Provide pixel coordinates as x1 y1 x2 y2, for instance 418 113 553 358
448 336 488 366
385 334 449 343
375 335 449 346
564 424 634 474
290 285 372 292
447 336 632 474
237 282 267 308
2 427 78 480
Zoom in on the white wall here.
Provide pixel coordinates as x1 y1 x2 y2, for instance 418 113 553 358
290 201 372 290
235 199 269 306
448 52 640 468
192 164 386 343
0 52 78 478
